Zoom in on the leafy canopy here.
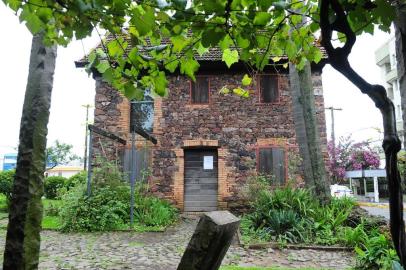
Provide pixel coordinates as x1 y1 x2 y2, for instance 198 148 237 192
46 140 79 169
2 0 396 99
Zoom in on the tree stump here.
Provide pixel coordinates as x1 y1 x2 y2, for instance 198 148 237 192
177 211 240 270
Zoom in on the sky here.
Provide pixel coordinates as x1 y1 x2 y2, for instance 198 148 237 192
0 3 392 164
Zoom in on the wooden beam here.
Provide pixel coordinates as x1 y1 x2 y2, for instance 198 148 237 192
88 125 126 145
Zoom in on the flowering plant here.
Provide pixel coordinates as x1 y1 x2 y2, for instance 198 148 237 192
327 136 381 182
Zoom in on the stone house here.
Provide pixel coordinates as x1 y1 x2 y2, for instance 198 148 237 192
77 48 327 212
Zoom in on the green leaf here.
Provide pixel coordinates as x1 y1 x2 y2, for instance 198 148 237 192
232 87 249 98
153 71 168 96
242 74 252 86
20 7 43 34
180 57 200 81
219 86 230 95
102 68 115 84
131 6 155 36
201 27 226 48
164 58 179 73
337 32 347 43
236 35 250 49
128 47 139 63
197 43 209 56
107 39 125 58
312 48 323 64
218 34 233 50
285 40 296 59
96 61 110 73
222 49 239 68
272 56 282 62
171 35 188 53
253 12 272 26
6 0 22 11
124 83 140 100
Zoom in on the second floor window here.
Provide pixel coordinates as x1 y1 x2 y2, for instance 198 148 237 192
259 75 279 103
191 76 209 104
130 90 154 133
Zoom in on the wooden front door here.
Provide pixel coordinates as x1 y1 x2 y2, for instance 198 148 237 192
184 149 218 212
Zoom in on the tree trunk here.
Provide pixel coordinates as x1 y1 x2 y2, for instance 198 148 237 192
395 3 406 150
3 32 57 270
320 0 406 265
289 62 330 200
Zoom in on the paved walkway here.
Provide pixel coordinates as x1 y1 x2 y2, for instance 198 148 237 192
0 218 355 269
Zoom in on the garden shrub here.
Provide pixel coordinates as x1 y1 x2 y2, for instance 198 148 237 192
65 171 87 190
59 183 178 232
355 233 399 270
59 160 177 232
0 170 14 201
59 184 130 232
240 178 401 269
134 194 178 227
241 180 357 245
44 176 66 199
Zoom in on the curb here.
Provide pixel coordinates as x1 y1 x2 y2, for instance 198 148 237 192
245 242 353 251
356 202 390 208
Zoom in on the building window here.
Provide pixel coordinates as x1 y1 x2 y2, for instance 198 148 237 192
259 74 279 103
130 90 154 133
257 147 286 184
191 76 209 104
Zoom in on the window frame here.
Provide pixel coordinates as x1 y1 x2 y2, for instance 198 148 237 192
129 93 155 133
189 75 211 105
257 74 280 104
256 145 288 185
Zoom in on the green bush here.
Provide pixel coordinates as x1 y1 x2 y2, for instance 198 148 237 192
242 184 357 245
59 183 177 232
0 170 14 201
134 195 178 227
59 184 130 232
65 171 87 190
355 233 399 270
44 176 66 199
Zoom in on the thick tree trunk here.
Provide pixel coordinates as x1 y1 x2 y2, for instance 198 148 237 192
3 32 57 270
395 4 406 150
289 62 330 200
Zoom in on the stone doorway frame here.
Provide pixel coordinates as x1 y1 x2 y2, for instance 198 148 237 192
173 140 229 211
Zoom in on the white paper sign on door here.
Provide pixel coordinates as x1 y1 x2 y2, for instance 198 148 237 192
203 156 213 170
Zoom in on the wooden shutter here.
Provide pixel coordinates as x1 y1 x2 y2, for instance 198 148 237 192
191 76 209 103
260 75 278 103
258 147 286 184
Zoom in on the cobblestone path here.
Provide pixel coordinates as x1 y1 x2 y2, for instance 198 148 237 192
0 218 355 269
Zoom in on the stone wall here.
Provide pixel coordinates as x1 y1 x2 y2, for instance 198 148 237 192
150 72 327 211
92 77 129 166
92 71 328 211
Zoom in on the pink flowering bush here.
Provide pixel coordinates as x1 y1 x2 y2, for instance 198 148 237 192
327 136 381 182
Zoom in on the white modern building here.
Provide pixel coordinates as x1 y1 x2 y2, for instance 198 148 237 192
46 166 83 178
375 36 404 146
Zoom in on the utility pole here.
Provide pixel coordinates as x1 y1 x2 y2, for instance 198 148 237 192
82 104 91 171
326 106 342 147
326 106 342 182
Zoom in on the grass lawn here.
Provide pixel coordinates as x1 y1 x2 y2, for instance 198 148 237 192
0 196 174 232
0 194 8 212
42 199 63 230
220 267 332 270
41 198 169 232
